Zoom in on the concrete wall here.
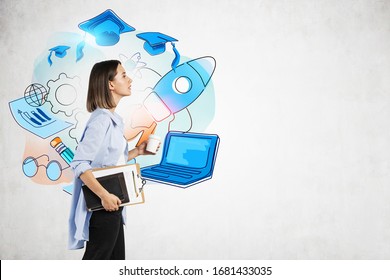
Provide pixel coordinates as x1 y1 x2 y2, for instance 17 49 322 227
1 0 389 259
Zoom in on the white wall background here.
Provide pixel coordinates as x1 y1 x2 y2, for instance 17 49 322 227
1 0 390 259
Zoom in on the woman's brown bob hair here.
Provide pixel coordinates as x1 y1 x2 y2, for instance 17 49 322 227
86 60 121 112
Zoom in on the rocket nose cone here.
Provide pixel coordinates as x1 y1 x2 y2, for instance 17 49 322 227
187 56 216 86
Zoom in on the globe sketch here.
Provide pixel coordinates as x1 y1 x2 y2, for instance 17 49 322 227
24 83 47 107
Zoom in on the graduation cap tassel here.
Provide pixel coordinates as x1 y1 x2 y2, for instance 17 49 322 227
171 42 180 71
47 51 53 66
76 40 86 62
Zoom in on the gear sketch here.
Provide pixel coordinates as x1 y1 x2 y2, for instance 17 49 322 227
46 73 83 117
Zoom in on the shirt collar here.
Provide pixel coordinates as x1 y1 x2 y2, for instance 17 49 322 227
95 108 123 127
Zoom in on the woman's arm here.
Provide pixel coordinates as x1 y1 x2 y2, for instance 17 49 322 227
71 115 122 211
80 170 122 211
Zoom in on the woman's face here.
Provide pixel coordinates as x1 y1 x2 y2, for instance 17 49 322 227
110 64 132 99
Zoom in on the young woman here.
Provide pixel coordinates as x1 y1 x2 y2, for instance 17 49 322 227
68 60 156 259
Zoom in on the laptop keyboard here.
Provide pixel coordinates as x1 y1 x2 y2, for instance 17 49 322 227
149 166 201 179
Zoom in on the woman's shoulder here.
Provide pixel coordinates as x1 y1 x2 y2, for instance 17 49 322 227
87 109 112 127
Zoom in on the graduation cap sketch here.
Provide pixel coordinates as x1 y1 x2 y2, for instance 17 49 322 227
78 9 135 46
136 32 177 55
137 32 181 70
47 45 70 66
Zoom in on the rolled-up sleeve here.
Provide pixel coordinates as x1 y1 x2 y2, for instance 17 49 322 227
70 115 110 178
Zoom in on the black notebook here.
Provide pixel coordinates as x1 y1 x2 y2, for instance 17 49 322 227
82 172 130 212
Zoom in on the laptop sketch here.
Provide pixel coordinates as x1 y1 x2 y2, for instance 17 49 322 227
140 131 220 188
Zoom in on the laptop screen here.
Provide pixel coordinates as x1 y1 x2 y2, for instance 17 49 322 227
165 136 212 168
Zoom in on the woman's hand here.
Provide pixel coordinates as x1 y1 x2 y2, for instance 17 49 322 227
80 170 121 211
128 140 161 161
101 192 122 212
136 140 161 155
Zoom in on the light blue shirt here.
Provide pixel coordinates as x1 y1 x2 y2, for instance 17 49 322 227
68 108 128 250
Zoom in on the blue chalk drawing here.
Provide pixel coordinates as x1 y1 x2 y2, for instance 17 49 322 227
48 45 70 66
79 9 135 46
9 96 73 139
